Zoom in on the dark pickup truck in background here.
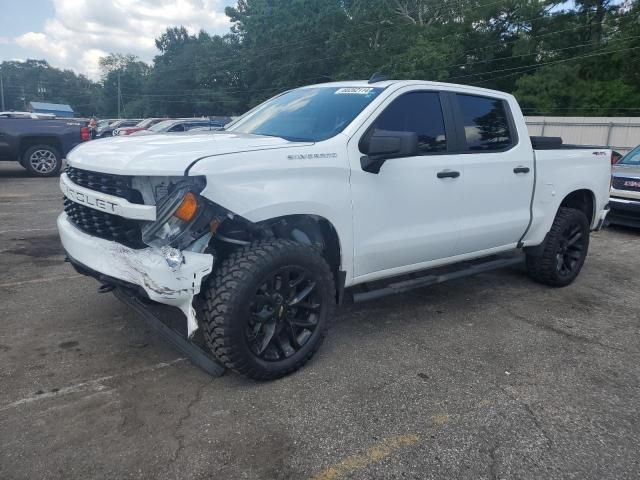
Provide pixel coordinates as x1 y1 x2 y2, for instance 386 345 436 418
0 115 90 176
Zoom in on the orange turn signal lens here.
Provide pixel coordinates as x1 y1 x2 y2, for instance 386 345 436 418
173 192 198 222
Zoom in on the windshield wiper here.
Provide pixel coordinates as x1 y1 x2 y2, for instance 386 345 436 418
255 133 311 142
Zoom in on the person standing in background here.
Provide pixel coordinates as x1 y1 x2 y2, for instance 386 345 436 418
88 117 98 139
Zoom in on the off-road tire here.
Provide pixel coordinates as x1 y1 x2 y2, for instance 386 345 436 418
202 239 335 380
526 207 590 287
23 144 62 177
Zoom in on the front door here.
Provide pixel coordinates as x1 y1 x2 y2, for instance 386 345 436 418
347 89 465 281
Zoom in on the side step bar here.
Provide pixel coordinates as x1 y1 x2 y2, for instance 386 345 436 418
350 252 525 303
113 288 226 377
113 252 523 377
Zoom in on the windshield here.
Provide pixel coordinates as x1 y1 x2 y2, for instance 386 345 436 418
149 120 176 132
618 146 640 165
227 86 384 142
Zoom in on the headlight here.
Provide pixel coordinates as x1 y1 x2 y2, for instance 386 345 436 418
141 180 212 249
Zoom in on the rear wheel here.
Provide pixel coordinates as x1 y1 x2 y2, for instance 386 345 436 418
23 144 62 177
526 207 590 287
202 239 335 380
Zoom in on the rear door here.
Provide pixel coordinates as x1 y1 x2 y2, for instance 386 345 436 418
348 88 465 280
450 93 534 254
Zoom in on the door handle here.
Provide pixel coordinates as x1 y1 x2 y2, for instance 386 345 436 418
437 170 460 179
513 166 530 174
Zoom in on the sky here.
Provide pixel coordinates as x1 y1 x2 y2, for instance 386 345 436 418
0 0 236 80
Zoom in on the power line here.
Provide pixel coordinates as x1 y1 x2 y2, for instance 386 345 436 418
141 0 547 79
469 45 640 85
120 13 625 96
117 33 639 101
450 44 640 82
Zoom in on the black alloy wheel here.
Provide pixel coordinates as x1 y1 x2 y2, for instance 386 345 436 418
526 207 590 287
202 239 335 380
247 266 321 361
555 221 586 278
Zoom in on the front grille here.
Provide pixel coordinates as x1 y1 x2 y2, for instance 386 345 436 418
64 198 144 248
65 166 143 204
612 176 640 192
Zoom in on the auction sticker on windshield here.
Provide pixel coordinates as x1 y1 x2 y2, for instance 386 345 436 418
335 87 375 95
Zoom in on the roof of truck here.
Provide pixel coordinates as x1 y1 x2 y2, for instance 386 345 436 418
302 79 510 98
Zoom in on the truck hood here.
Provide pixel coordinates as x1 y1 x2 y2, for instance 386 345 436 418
67 131 310 176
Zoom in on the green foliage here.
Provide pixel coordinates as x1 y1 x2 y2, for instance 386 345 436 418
0 59 98 116
98 54 151 117
2 0 639 118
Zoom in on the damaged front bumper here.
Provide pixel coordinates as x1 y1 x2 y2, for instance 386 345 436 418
58 212 214 336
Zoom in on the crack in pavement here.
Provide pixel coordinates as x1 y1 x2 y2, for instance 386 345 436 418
169 380 207 467
500 387 553 449
503 307 625 353
488 442 499 480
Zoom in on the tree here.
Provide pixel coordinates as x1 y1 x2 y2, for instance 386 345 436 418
9 0 639 119
98 54 150 117
0 59 99 116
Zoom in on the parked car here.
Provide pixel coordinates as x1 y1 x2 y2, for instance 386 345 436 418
96 119 118 130
129 118 220 136
114 118 166 136
58 80 610 380
96 119 141 138
0 116 90 176
608 144 640 227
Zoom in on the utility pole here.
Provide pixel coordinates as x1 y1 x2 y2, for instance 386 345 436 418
0 73 5 111
117 71 121 118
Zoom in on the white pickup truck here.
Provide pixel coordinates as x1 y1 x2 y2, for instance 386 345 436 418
58 80 611 379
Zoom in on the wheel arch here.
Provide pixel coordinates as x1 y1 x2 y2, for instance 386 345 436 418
19 136 63 161
213 212 347 302
525 188 596 257
558 188 595 226
255 214 342 271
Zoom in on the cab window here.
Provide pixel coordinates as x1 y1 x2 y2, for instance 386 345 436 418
369 91 447 155
456 94 513 151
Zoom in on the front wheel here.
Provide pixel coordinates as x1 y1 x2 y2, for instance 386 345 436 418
526 207 590 287
202 239 336 380
23 144 62 177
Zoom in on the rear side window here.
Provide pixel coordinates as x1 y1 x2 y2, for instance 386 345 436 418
371 91 447 154
185 122 211 130
456 94 513 151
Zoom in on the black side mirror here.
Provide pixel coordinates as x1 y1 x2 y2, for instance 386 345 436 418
360 129 418 174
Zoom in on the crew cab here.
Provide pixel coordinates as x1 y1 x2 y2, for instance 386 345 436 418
608 144 640 227
57 80 611 380
0 116 89 176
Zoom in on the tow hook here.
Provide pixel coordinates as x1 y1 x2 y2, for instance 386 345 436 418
98 284 116 294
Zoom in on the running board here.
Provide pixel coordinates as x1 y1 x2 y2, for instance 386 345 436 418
350 252 525 303
113 288 226 377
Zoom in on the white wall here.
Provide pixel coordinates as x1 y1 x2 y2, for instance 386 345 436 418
525 117 640 153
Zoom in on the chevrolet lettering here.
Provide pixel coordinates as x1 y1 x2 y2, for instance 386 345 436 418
62 183 118 213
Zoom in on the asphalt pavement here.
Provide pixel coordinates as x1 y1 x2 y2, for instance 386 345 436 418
1 162 639 479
